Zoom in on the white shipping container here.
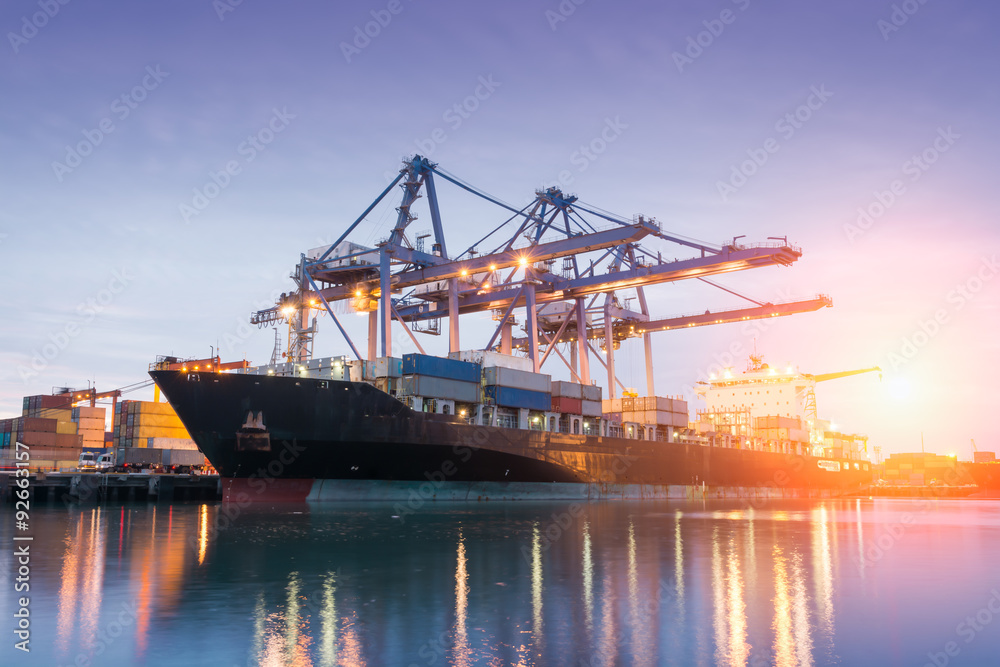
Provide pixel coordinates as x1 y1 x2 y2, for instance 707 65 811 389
483 367 551 394
581 384 602 402
374 357 403 378
448 350 532 372
146 437 200 450
581 400 602 417
602 398 623 413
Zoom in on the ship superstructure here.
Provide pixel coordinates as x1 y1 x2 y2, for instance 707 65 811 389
693 354 880 460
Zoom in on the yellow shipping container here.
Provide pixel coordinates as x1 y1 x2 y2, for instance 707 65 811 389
133 413 185 428
132 425 191 439
137 401 182 417
56 421 78 435
39 408 73 421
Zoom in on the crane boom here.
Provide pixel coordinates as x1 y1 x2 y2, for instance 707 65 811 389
808 367 882 383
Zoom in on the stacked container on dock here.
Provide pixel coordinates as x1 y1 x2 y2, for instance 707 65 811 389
113 400 196 449
602 395 689 431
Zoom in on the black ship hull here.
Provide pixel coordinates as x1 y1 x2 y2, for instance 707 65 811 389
150 370 871 502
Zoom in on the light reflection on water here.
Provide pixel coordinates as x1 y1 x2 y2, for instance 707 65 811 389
3 499 1000 666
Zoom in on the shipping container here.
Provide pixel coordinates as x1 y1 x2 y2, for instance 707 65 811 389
602 399 623 413
581 384 602 402
55 433 83 448
132 426 191 439
374 357 403 378
483 366 551 394
38 408 73 421
551 396 583 414
403 354 481 383
162 449 207 466
132 413 185 428
76 406 106 420
77 417 105 432
399 376 481 404
55 421 78 435
23 417 56 433
485 385 551 411
581 400 602 417
551 381 584 399
146 437 199 450
21 431 57 447
448 350 533 372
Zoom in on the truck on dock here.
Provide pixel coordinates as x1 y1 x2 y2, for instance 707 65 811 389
97 447 209 474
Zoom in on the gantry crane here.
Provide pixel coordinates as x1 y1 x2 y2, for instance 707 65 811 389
251 155 831 399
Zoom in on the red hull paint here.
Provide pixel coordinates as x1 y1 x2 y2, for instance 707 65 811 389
222 477 314 503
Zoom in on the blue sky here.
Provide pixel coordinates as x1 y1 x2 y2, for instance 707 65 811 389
1 0 997 456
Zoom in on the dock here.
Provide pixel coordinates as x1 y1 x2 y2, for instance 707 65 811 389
1 471 221 503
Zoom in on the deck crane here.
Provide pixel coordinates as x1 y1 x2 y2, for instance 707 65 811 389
802 366 882 422
250 155 833 399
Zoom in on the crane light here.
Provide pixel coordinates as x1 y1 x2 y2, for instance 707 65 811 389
489 264 496 271
460 269 468 276
519 257 529 267
355 290 362 298
281 305 296 317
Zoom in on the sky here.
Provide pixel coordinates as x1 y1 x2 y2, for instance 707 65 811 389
1 0 997 458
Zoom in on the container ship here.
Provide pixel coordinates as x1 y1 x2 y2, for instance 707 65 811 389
148 155 877 501
150 352 873 502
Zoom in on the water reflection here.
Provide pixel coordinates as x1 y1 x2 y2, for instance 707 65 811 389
22 500 1000 666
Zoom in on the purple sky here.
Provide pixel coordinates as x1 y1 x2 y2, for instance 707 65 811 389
2 0 997 457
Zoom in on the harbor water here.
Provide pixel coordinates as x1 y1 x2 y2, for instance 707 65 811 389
2 498 1000 666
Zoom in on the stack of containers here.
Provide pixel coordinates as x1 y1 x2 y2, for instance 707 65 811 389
399 354 481 403
0 417 23 453
483 366 551 411
550 381 583 415
72 405 107 449
114 400 197 449
581 384 602 417
15 394 82 463
603 395 688 429
755 415 808 442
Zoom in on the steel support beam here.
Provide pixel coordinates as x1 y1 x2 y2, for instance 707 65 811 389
367 311 377 361
603 298 616 399
380 248 392 357
524 282 539 373
575 298 590 385
448 277 460 353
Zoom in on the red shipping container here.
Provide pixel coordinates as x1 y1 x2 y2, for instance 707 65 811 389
23 417 57 432
21 431 57 447
551 396 583 415
54 433 83 448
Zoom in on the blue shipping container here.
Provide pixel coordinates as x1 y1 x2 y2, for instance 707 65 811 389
485 385 552 411
402 354 480 384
